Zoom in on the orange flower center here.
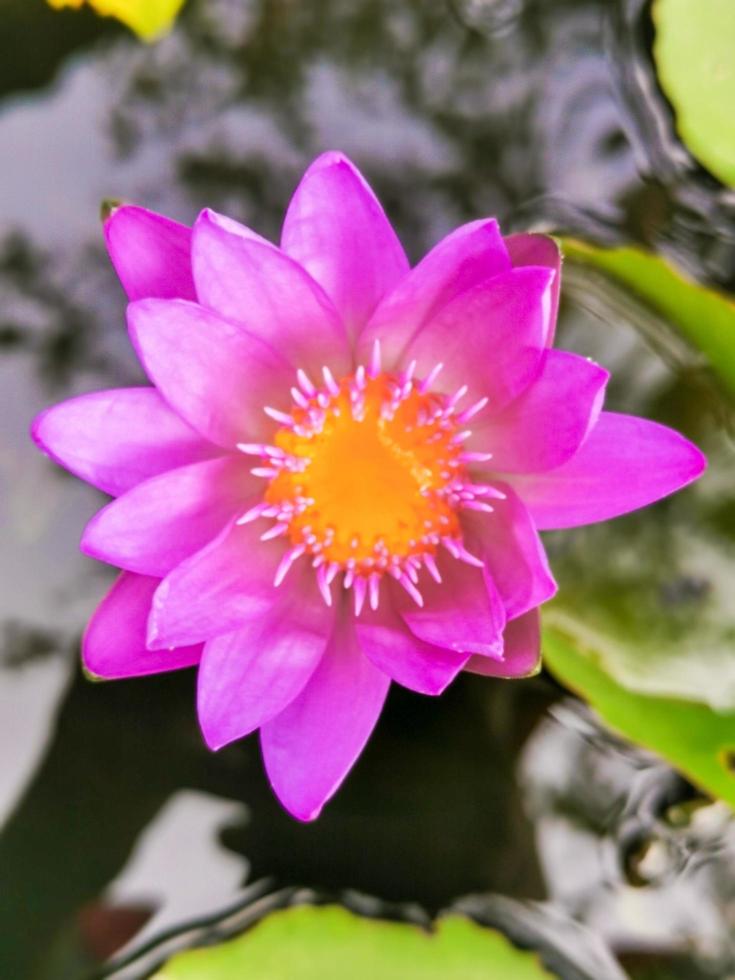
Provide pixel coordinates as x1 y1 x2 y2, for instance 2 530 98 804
238 350 498 612
266 371 463 570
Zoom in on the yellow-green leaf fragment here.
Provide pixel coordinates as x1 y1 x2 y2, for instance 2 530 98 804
563 238 735 401
46 0 186 41
652 0 735 186
152 905 553 980
543 625 735 810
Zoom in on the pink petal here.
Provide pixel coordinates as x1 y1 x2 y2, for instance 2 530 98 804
474 350 609 473
463 487 556 621
128 298 292 447
465 609 541 679
31 388 220 497
104 205 196 302
508 411 707 529
191 209 352 377
358 219 511 367
402 267 554 410
147 520 288 649
280 152 409 339
401 555 506 657
81 457 255 578
261 610 390 821
505 233 561 345
83 572 201 679
197 580 334 750
355 591 468 695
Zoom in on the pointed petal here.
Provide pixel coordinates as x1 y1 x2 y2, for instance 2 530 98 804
128 298 292 447
148 520 288 649
463 486 557 621
402 267 554 410
359 219 511 367
31 388 220 497
401 554 506 657
83 572 201 679
356 592 468 695
104 205 195 302
508 412 707 529
261 611 389 821
197 582 333 750
465 609 541 679
81 457 255 578
473 350 608 473
280 152 409 338
192 209 351 377
505 232 561 345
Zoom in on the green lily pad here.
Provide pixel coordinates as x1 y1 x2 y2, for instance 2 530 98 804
543 625 735 809
538 238 735 807
563 239 735 401
652 0 735 186
152 906 553 980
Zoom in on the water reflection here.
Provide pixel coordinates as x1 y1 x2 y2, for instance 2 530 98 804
0 0 733 977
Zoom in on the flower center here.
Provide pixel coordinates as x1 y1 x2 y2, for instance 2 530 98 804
238 344 501 613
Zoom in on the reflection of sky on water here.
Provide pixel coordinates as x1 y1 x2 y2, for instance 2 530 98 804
0 0 733 975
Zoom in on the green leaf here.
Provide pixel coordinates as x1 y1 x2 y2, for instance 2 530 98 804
652 0 735 186
562 238 735 401
542 238 735 806
46 0 186 41
543 625 735 809
152 906 553 980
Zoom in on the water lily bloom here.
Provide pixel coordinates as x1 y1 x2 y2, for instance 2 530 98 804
32 153 706 820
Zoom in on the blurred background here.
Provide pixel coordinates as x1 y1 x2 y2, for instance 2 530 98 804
1 0 734 977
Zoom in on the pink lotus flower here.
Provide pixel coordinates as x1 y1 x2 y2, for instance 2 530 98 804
32 153 705 820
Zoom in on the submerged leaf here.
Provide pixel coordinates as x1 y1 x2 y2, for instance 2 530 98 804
652 0 735 186
563 238 735 401
152 905 553 979
46 0 186 41
543 625 735 810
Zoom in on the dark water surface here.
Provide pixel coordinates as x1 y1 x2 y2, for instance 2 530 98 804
1 1 734 977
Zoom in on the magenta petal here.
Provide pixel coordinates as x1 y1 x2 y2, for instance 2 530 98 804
463 487 556 621
505 233 561 345
83 572 201 679
402 555 506 657
192 209 351 377
261 611 390 821
31 388 220 497
474 350 609 473
356 592 468 695
280 152 409 338
359 219 511 366
402 267 554 410
104 205 196 302
81 457 255 578
508 411 707 529
197 587 333 750
128 298 292 447
465 609 541 679
148 520 287 649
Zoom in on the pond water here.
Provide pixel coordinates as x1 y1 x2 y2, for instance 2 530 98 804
1 1 734 977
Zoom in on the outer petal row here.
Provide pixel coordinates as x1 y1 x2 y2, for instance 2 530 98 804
83 573 201 679
507 412 707 529
104 205 196 302
31 388 220 497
